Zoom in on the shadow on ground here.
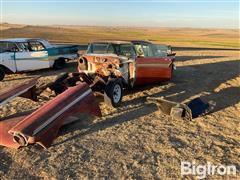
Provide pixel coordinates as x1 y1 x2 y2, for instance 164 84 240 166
176 55 225 61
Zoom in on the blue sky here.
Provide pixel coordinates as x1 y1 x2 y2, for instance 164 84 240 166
1 0 239 28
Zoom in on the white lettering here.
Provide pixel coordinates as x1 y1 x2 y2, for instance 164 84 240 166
181 161 192 175
181 161 237 179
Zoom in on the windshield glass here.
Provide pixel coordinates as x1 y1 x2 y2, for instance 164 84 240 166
87 43 136 59
118 44 136 58
135 44 168 57
0 42 18 53
87 43 115 54
151 44 168 57
28 41 45 51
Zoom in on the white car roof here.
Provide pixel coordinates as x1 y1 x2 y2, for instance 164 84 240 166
0 38 43 43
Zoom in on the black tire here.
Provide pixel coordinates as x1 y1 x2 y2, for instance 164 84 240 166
49 73 69 94
53 58 66 69
104 79 123 108
170 63 175 80
0 67 5 81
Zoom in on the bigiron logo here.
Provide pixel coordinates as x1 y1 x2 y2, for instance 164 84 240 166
181 161 237 179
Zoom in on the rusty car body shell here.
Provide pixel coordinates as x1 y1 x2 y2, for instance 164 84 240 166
78 41 175 87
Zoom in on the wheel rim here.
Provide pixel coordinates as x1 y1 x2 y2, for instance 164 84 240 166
113 84 121 103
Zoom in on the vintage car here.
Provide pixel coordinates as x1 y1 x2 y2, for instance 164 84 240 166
75 40 176 107
0 38 81 81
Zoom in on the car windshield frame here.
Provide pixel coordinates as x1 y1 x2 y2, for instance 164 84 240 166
87 42 136 58
87 43 115 54
0 41 19 53
15 41 46 52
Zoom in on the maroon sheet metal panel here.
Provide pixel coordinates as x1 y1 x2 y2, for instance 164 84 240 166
135 57 173 85
0 112 32 149
1 83 101 149
0 77 39 106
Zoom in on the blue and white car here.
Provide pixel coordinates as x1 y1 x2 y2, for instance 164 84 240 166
0 38 81 81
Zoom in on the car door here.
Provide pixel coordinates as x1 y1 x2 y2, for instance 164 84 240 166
134 44 173 86
0 42 17 73
15 41 50 71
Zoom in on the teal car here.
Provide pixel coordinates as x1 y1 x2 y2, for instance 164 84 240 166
0 38 82 81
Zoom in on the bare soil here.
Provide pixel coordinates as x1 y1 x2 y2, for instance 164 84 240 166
0 25 239 179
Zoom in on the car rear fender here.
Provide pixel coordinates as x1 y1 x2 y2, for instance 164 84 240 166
0 83 101 149
0 77 39 106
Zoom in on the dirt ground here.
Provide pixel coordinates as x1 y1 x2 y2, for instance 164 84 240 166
0 46 239 179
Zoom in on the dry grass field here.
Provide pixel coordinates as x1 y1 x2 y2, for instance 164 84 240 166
0 24 239 179
1 23 239 48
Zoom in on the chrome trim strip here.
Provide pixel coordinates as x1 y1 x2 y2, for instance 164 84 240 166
32 88 92 135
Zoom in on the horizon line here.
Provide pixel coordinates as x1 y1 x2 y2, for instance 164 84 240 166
1 22 239 30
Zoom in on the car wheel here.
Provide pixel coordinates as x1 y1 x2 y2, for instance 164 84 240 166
49 73 69 94
104 79 123 107
170 63 175 80
0 67 5 81
53 58 66 69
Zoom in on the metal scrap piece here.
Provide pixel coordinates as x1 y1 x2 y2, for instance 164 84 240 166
147 97 210 121
147 97 192 121
0 82 102 149
0 77 39 106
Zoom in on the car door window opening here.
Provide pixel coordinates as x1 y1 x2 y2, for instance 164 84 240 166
16 41 46 52
0 42 19 53
118 44 136 58
28 41 46 51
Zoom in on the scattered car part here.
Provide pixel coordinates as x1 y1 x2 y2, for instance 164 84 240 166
0 77 39 106
185 98 210 118
0 78 101 149
147 97 209 121
48 72 124 108
0 66 5 81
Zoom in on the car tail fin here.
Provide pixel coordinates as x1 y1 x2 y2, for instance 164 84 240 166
0 83 101 149
0 77 39 106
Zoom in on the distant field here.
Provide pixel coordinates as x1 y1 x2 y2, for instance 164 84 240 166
1 23 239 48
